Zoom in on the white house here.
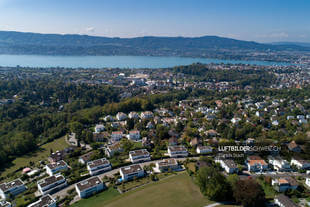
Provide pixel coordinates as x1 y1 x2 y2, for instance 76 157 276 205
268 156 290 172
105 142 123 157
231 117 241 124
305 177 310 188
167 146 188 158
154 159 180 173
37 174 67 195
0 179 26 200
27 194 56 207
0 201 11 207
271 177 298 192
127 130 140 141
94 124 105 133
246 156 268 172
87 158 112 176
75 176 105 198
116 112 127 121
290 157 310 169
111 131 123 142
274 194 298 207
196 146 212 154
120 164 144 182
78 152 94 165
140 111 153 119
215 158 238 174
128 112 139 119
129 149 151 163
45 160 69 176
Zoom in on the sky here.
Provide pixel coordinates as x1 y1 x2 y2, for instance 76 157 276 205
0 0 309 43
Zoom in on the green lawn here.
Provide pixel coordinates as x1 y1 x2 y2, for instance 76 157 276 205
71 187 120 207
72 172 212 207
1 136 69 178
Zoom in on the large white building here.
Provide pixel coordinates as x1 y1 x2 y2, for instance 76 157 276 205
27 194 56 207
87 158 112 176
215 158 239 174
120 164 144 181
167 146 188 158
0 179 26 200
116 112 127 121
129 149 151 163
154 159 180 173
274 194 298 207
268 156 290 172
37 174 67 195
45 160 68 176
196 146 212 154
75 176 105 198
290 157 310 169
0 201 11 207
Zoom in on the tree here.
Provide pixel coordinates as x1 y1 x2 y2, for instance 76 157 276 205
196 166 232 201
233 179 266 207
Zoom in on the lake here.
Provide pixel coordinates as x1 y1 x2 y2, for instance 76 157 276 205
0 55 290 68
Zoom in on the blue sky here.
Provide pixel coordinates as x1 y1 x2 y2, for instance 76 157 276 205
0 0 309 42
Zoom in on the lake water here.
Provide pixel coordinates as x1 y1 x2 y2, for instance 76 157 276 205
0 55 290 68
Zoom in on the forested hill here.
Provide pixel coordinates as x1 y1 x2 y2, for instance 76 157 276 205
0 31 309 58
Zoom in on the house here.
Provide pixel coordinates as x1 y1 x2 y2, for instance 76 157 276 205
119 164 145 182
93 132 109 142
246 156 268 172
116 112 127 121
75 176 105 198
129 149 151 163
37 174 67 195
142 137 151 147
0 201 11 207
128 112 139 119
48 148 74 163
274 194 298 207
287 141 301 152
272 177 298 192
127 130 140 141
154 159 180 173
103 115 114 122
287 115 295 120
140 111 153 119
196 146 213 154
215 157 238 174
146 122 154 129
27 194 56 207
105 142 123 157
45 160 69 176
167 146 188 158
206 129 218 137
231 117 241 124
94 124 105 133
190 138 200 147
305 177 310 188
290 157 310 169
0 179 26 199
79 152 94 165
87 158 112 176
168 137 178 146
268 156 291 172
111 131 123 142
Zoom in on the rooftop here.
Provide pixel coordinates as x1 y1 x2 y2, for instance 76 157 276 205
76 176 102 192
120 164 143 174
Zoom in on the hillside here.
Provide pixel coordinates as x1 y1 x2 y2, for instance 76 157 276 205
0 31 309 60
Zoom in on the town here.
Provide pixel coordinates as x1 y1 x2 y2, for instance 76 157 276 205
0 62 310 207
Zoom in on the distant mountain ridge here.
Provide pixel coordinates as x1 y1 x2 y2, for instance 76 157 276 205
271 41 310 48
0 31 309 60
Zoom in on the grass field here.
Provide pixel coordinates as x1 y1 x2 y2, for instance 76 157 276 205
72 172 213 207
0 136 69 178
